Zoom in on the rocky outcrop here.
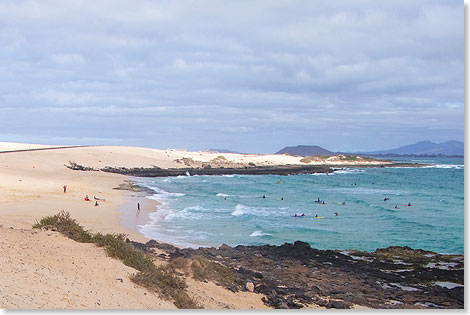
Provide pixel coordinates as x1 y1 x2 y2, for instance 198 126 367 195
67 162 425 177
129 240 464 309
100 165 335 177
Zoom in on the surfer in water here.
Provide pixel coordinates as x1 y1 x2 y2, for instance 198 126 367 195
315 214 319 218
334 211 338 216
395 205 399 209
408 202 412 206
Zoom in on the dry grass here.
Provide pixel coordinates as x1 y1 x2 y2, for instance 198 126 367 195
190 255 235 287
33 211 199 309
168 255 236 289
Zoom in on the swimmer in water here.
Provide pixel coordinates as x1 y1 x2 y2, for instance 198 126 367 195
334 211 338 216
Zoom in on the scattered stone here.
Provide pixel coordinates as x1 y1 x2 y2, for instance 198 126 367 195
130 240 464 309
326 300 351 309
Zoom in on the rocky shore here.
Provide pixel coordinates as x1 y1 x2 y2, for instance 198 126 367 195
66 163 424 177
129 240 464 309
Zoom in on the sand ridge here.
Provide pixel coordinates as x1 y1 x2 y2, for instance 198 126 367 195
0 226 175 309
0 143 274 309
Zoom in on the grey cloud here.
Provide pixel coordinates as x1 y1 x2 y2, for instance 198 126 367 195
0 0 463 153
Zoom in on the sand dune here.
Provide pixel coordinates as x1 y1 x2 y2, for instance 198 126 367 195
0 143 275 309
0 226 175 309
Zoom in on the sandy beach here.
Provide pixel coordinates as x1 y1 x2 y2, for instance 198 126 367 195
0 143 329 309
0 143 462 310
0 143 389 240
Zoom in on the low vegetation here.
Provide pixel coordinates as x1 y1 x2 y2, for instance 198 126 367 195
174 157 196 166
213 155 227 161
33 211 199 309
299 155 330 163
65 161 96 171
300 154 380 163
169 255 236 289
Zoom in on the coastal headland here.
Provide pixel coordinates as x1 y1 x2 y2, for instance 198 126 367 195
0 144 461 309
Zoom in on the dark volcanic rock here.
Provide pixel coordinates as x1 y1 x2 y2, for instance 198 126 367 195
129 240 464 309
326 300 352 309
101 165 334 177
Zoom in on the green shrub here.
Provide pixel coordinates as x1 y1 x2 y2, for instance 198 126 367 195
33 211 199 309
190 255 235 287
33 210 93 242
92 233 156 272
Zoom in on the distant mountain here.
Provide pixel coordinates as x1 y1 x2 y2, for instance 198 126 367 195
275 145 334 156
363 140 464 156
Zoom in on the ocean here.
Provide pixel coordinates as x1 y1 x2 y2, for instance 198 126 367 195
134 157 464 254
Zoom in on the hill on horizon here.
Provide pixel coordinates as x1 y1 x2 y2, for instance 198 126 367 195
275 140 464 157
362 140 464 156
275 145 334 156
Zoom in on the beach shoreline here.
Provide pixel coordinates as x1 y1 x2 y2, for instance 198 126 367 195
0 143 463 309
118 188 161 242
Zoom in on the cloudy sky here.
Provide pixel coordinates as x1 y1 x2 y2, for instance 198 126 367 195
0 0 463 153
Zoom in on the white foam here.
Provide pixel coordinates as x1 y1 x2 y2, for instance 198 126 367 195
183 205 204 212
231 204 283 217
250 230 270 237
164 208 203 221
333 169 365 175
146 186 185 198
216 193 232 197
423 164 463 169
231 204 250 216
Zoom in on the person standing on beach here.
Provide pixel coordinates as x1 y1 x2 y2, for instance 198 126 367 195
63 185 67 193
137 203 140 211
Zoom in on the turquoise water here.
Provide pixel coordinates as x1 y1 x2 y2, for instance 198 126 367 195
136 158 464 254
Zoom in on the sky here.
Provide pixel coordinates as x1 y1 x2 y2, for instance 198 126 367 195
0 0 464 153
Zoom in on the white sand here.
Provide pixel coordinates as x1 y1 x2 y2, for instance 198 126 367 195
0 143 281 309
